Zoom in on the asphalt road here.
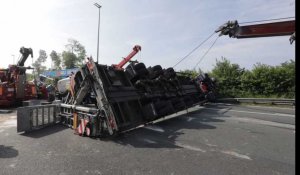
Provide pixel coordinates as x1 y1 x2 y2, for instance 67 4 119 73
0 103 295 175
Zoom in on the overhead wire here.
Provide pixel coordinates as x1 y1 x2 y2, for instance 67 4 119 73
193 36 220 70
172 32 216 68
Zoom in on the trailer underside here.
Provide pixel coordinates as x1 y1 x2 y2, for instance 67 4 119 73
17 59 209 137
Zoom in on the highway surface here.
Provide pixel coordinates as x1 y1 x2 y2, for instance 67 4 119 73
0 103 295 175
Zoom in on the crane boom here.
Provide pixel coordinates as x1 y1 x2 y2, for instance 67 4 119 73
113 45 141 69
18 47 33 67
234 20 294 38
216 20 295 43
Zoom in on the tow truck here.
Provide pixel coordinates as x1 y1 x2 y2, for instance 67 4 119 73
0 47 37 106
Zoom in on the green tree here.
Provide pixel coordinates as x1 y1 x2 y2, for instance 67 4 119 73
210 57 295 98
175 58 295 98
62 38 86 68
248 60 295 98
50 50 61 70
240 70 254 97
26 73 34 81
32 49 47 75
62 51 77 69
250 63 275 96
210 57 244 97
278 60 295 98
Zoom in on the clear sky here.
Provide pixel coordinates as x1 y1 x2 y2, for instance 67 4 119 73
0 0 295 72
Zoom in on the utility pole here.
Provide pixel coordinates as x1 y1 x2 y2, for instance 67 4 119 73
94 3 101 63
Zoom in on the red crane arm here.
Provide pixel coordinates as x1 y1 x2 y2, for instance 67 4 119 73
216 20 295 43
113 45 141 69
235 20 295 38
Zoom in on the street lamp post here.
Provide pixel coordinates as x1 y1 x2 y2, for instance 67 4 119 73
11 54 15 64
94 3 101 63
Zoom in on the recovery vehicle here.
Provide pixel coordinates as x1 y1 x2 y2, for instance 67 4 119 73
0 47 37 106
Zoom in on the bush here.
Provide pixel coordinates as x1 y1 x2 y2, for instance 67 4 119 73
209 58 295 98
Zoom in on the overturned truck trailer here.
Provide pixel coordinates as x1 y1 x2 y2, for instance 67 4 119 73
17 58 207 137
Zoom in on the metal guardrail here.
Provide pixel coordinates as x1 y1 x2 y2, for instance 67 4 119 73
217 98 295 105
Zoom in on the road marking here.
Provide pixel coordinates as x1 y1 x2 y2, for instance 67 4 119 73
187 117 193 122
187 117 198 122
215 103 295 110
9 164 16 168
143 138 157 144
144 125 165 133
243 105 295 111
176 140 251 160
221 150 252 160
205 107 295 118
206 143 217 147
215 103 233 106
175 142 206 152
228 116 295 130
274 113 295 117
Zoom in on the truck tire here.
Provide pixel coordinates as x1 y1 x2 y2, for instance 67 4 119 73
164 67 176 79
134 63 146 71
152 65 162 72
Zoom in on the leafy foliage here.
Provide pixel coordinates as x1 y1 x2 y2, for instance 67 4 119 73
209 58 295 98
50 50 61 69
210 57 244 97
62 38 86 68
32 50 47 75
179 68 203 79
62 51 77 69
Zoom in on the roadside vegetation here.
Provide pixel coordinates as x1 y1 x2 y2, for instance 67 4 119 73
181 57 295 98
30 38 86 74
27 38 86 84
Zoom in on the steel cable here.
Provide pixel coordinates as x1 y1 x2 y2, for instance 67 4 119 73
173 32 216 68
193 36 220 70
